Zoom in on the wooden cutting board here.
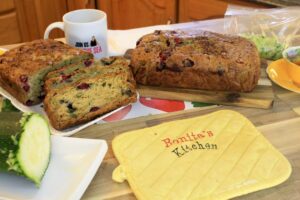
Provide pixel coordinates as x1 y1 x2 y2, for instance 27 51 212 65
137 62 274 109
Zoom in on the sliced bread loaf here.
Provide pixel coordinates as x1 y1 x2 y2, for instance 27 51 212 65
44 70 137 130
0 39 93 105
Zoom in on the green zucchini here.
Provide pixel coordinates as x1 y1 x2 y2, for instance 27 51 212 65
0 112 51 187
1 99 19 112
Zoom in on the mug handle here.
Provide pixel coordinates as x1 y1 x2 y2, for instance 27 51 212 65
44 22 64 39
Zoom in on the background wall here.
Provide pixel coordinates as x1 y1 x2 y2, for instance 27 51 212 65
0 0 273 45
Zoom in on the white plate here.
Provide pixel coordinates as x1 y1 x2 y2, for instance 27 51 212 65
0 85 134 136
0 47 137 136
0 136 108 200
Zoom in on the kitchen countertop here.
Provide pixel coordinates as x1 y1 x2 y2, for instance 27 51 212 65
2 19 300 200
79 84 300 200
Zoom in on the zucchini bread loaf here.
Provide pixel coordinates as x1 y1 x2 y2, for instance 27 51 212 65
43 57 137 130
130 30 260 92
0 39 93 105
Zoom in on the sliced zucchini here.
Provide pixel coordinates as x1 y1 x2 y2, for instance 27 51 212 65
0 112 51 187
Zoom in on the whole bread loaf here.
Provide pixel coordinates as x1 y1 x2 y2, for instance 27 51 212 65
0 39 92 105
130 30 260 92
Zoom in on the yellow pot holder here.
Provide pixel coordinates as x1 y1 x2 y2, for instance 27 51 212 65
112 110 291 200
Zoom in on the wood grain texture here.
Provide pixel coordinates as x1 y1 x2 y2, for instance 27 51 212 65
33 0 67 39
97 0 177 29
0 0 21 45
76 104 300 200
137 64 274 109
137 84 274 109
13 0 68 42
76 69 299 199
67 0 96 10
0 0 274 44
0 12 21 45
0 0 14 13
14 0 39 42
179 0 273 22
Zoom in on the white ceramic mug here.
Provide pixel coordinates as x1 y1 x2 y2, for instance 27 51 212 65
44 9 108 59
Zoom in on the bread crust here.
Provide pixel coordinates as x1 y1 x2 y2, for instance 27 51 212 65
130 30 261 92
0 39 92 105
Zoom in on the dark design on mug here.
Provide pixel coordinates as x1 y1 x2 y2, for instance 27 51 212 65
75 42 83 47
90 36 98 47
84 42 89 47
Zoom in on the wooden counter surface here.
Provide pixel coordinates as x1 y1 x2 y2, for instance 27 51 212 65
2 39 300 200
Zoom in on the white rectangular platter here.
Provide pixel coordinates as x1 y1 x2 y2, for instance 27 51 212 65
0 136 108 200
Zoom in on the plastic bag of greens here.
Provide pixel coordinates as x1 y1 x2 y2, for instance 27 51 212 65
224 6 300 60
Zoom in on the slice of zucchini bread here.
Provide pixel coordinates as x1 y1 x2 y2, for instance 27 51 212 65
45 57 122 80
0 39 93 105
43 70 137 130
44 57 132 93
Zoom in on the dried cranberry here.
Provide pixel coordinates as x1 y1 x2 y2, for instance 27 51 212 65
166 39 170 46
77 83 90 90
19 75 28 83
23 85 30 92
25 100 34 106
61 74 72 81
183 59 194 67
84 59 93 67
159 51 171 61
38 94 45 100
168 64 182 72
90 107 100 112
174 37 183 45
136 38 142 46
217 67 225 76
156 62 166 71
